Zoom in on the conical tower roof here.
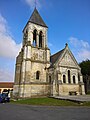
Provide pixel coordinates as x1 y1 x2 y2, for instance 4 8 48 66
29 8 48 28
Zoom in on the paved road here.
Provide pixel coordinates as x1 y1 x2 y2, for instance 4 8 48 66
0 103 90 120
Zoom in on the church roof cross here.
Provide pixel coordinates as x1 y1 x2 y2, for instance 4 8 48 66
35 0 37 8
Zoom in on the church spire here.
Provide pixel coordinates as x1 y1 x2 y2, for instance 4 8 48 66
29 8 48 28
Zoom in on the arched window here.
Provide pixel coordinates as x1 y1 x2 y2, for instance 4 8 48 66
73 76 76 84
36 71 40 80
39 31 42 48
49 76 51 83
33 29 37 47
78 73 80 82
26 29 28 34
68 70 71 83
63 75 66 83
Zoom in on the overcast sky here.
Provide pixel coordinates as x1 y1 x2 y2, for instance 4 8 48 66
0 0 90 82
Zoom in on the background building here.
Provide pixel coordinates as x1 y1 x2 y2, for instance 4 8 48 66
0 82 14 93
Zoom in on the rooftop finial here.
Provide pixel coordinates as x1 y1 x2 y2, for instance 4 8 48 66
65 43 68 47
65 43 68 49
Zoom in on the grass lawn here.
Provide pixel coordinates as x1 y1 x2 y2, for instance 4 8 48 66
11 97 90 106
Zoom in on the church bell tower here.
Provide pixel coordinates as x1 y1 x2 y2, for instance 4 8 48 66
13 8 51 97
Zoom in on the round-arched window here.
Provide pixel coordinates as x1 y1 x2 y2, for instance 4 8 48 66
63 75 66 83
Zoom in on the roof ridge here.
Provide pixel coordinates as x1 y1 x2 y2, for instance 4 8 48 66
51 49 64 57
50 49 65 68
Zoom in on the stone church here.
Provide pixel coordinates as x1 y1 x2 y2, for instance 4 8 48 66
13 8 85 98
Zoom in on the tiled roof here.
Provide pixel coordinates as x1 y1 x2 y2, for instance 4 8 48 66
50 49 64 68
29 8 48 28
0 82 14 88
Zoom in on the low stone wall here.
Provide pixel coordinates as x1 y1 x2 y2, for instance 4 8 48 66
13 83 50 98
59 84 81 95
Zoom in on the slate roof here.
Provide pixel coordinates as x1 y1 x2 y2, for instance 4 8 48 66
0 82 14 88
50 49 64 68
29 8 48 28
